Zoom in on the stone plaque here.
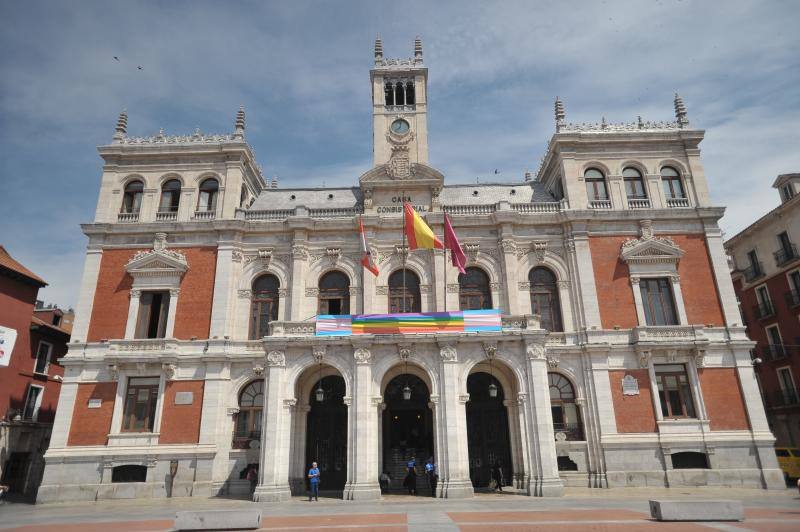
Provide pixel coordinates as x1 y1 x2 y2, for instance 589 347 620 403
87 398 102 409
174 391 194 405
622 375 640 396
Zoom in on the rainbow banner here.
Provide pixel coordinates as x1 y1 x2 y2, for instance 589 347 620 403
315 309 501 336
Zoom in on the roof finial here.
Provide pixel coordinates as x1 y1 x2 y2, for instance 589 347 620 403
674 92 689 128
374 35 383 64
524 169 532 182
233 105 246 140
271 176 278 189
414 35 423 63
112 109 128 143
554 97 565 132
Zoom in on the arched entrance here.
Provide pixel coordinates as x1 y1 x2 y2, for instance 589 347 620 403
466 371 513 489
305 374 347 492
382 373 433 493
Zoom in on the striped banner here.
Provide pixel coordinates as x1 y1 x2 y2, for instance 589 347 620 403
315 309 501 336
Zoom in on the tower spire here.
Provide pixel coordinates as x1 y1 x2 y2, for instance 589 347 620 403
112 109 128 143
414 35 423 63
674 92 689 128
554 97 565 132
374 35 383 65
233 105 246 140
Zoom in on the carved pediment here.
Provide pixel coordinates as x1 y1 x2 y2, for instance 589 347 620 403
125 233 188 277
621 220 683 265
358 162 444 187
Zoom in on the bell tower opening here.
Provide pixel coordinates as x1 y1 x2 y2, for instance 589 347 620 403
371 35 429 168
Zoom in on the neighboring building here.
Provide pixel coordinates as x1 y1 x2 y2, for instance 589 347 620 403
726 173 800 448
0 247 69 501
39 37 783 503
34 303 75 336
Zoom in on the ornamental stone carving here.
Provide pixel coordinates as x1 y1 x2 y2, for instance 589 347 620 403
499 239 517 253
266 350 286 367
526 343 545 360
517 392 528 405
354 347 372 365
252 364 265 377
283 398 297 409
312 345 326 363
376 285 389 295
621 220 684 265
489 282 502 291
292 245 308 260
278 288 289 297
533 241 548 262
162 363 177 380
238 289 252 299
419 284 431 294
518 281 531 291
398 344 414 361
695 348 706 368
482 342 497 359
231 249 243 263
305 287 320 296
546 352 560 369
446 284 460 293
638 350 651 368
130 289 142 298
169 288 181 297
108 364 119 381
439 344 457 362
458 394 471 404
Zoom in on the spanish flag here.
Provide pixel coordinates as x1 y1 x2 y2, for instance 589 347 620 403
404 202 443 250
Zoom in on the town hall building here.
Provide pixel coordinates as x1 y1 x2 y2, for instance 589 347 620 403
38 37 784 502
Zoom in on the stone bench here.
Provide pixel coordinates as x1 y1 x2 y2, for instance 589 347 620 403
174 509 262 531
649 500 743 521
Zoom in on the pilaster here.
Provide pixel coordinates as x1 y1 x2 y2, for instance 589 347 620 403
210 242 237 338
71 247 103 342
290 237 308 321
254 349 291 501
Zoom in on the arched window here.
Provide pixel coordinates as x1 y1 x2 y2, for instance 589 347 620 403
584 168 608 202
549 373 583 440
159 179 181 213
318 271 350 315
622 167 646 200
234 381 263 448
405 82 415 105
394 82 405 106
661 166 686 199
249 274 280 339
529 267 563 332
121 180 144 213
384 82 395 106
388 269 421 313
197 178 219 213
458 267 492 310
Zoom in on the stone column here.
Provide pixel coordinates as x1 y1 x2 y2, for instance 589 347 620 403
704 221 744 327
436 342 473 498
165 287 180 338
71 246 103 342
568 226 602 330
201 361 231 495
210 242 237 338
522 341 564 496
499 238 520 314
124 289 142 339
504 398 525 489
343 345 382 500
290 238 308 321
253 350 291 502
290 404 311 494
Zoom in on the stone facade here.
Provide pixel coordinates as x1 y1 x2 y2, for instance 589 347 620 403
39 38 783 503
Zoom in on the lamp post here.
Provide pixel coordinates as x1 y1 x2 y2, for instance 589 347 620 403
316 361 324 402
488 357 498 398
403 359 412 401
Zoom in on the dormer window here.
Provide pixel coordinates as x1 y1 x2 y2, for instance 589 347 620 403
781 184 795 203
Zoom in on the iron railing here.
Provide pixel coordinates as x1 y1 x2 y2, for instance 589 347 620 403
743 262 765 282
774 244 799 266
753 300 775 320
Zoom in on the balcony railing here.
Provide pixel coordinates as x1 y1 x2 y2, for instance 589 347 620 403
753 300 775 320
763 389 800 409
666 197 690 208
627 198 651 209
774 244 799 266
743 262 765 282
117 212 139 223
444 204 497 216
193 210 216 221
588 199 612 209
553 423 584 441
785 290 800 308
511 202 564 213
155 211 178 222
761 344 788 362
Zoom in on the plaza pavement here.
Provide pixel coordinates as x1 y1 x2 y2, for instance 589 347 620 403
0 487 798 532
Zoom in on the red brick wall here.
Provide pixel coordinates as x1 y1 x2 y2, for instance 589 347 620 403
698 368 750 431
67 382 117 446
589 235 725 329
0 276 40 419
87 247 217 342
159 380 204 444
608 369 657 433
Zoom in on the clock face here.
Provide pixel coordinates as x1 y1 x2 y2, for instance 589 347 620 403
390 119 410 135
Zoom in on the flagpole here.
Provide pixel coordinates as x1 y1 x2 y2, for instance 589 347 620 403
402 191 407 314
360 215 365 315
443 214 447 313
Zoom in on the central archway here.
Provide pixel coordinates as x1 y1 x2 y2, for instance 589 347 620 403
466 369 514 490
382 373 433 494
305 374 348 492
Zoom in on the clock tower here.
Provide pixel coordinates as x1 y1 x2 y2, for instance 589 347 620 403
370 36 429 175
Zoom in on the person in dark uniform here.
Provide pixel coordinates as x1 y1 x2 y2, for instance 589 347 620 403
403 458 417 495
491 460 504 492
425 457 437 497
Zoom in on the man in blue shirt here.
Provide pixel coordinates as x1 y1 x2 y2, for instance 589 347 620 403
308 462 320 501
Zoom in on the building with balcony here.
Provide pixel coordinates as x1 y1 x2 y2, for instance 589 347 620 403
38 37 783 503
726 172 800 448
0 247 70 501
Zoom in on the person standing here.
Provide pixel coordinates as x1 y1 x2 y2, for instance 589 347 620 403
425 457 437 497
246 465 258 495
308 461 320 501
403 458 417 495
491 460 504 492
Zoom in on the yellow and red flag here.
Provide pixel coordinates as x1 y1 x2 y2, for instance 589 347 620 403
403 202 443 250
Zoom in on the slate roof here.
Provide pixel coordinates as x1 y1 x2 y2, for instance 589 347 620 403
248 182 556 210
0 246 46 286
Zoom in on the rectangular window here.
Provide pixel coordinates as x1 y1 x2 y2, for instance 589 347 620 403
639 278 679 326
134 291 170 339
22 385 43 421
654 364 696 418
624 177 646 199
782 184 795 202
777 367 797 404
33 341 52 375
585 179 609 201
747 250 760 271
789 271 800 292
662 177 686 199
765 325 785 359
121 377 160 432
755 285 773 318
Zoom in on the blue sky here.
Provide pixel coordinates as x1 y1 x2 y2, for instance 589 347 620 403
1 0 799 308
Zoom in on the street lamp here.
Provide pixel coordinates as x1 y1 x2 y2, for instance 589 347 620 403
403 358 412 401
488 357 498 398
316 361 324 402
